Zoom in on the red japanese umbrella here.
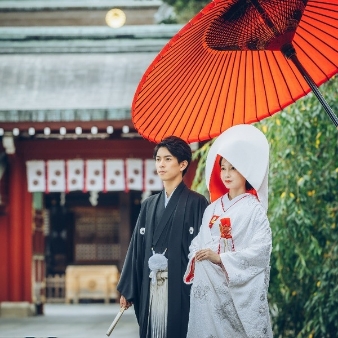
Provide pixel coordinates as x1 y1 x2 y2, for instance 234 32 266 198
132 0 338 143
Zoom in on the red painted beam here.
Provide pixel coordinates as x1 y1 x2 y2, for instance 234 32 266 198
16 138 156 161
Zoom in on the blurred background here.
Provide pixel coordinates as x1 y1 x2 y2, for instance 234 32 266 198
0 1 337 338
0 0 191 321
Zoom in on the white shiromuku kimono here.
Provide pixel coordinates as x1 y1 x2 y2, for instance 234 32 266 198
184 193 273 338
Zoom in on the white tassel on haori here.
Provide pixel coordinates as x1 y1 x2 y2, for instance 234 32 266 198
148 249 168 338
149 271 168 338
148 249 168 285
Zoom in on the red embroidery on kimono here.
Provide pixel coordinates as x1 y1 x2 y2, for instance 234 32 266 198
219 217 232 239
218 217 235 253
184 257 196 283
209 215 219 229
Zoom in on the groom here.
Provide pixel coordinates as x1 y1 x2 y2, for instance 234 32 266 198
117 136 208 338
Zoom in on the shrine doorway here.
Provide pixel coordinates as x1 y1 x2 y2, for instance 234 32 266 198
44 191 142 303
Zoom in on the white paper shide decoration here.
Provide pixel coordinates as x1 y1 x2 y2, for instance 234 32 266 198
26 160 46 192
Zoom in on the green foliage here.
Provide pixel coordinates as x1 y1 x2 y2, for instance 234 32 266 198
192 77 338 337
164 1 338 334
191 140 213 198
162 0 209 23
261 77 338 338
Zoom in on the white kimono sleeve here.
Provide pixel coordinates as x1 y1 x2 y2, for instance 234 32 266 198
220 205 272 287
183 204 214 284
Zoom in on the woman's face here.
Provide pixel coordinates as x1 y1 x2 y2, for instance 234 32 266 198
220 158 247 192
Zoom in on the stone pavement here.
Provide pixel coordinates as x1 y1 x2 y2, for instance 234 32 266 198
0 303 139 338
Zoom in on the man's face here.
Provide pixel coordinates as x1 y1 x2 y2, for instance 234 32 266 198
155 147 187 182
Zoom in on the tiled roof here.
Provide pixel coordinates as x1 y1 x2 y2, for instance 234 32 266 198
0 0 162 10
0 25 183 112
0 52 156 111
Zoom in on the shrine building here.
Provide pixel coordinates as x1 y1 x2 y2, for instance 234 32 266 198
0 0 189 316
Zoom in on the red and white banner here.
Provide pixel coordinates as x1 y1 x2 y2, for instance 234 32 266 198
144 159 163 191
105 159 125 191
86 160 104 192
26 160 46 192
47 160 66 192
26 158 162 193
126 159 143 191
67 159 84 192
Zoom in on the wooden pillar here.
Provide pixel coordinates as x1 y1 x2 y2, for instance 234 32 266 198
0 153 10 301
118 192 130 272
0 212 10 301
7 154 32 301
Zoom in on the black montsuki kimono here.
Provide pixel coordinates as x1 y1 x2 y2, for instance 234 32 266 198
117 181 208 338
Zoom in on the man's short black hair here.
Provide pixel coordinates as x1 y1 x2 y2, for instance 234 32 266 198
153 136 192 176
